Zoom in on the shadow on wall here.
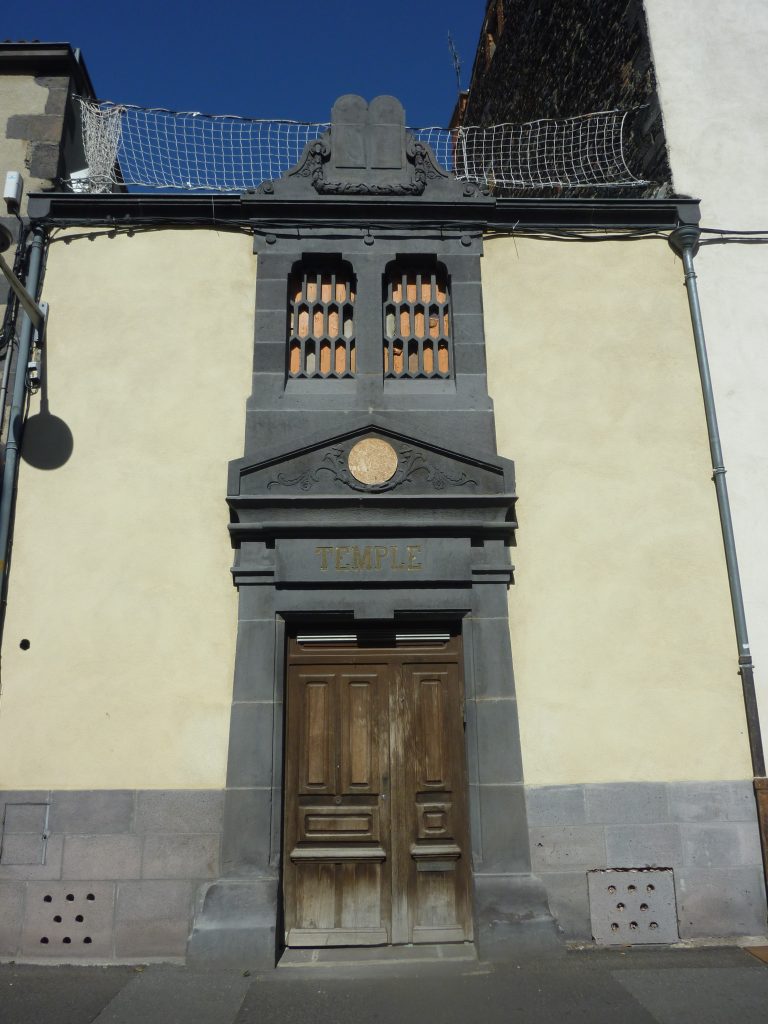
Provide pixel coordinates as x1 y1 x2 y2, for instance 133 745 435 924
20 340 73 470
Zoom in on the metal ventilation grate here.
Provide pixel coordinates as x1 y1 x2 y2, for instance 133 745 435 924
587 868 679 945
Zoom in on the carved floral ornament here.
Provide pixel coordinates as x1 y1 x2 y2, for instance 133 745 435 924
267 438 478 493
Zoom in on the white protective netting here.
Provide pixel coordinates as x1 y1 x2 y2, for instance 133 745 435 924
454 110 644 189
75 99 646 193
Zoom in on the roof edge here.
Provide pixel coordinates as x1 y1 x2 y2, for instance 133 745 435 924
26 192 700 232
0 42 97 98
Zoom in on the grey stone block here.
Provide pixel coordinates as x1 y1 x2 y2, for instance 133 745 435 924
221 789 272 875
530 825 606 872
453 346 488 375
668 780 757 823
135 791 224 834
3 802 48 833
28 141 60 179
585 782 670 825
452 311 485 344
49 790 134 834
0 881 24 954
34 75 69 89
63 835 142 880
237 586 276 623
1 834 45 866
680 822 764 869
475 784 532 872
473 699 523 783
22 881 115 958
450 280 485 315
226 702 275 788
468 617 515 698
232 619 277 700
604 823 683 868
676 866 768 938
470 585 511 618
0 834 63 880
254 311 289 345
538 871 592 939
473 873 561 960
526 785 587 826
187 878 279 970
142 834 220 880
6 113 63 142
444 254 480 284
115 880 195 957
44 88 69 116
0 790 50 806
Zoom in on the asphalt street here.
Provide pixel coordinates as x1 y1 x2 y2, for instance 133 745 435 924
1 946 767 1024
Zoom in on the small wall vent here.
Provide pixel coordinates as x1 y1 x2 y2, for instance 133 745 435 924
587 868 679 945
21 882 115 957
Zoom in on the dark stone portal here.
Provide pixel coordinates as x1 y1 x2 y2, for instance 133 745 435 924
187 97 556 968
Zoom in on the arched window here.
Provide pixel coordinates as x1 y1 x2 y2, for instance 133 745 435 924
287 261 356 379
383 262 452 379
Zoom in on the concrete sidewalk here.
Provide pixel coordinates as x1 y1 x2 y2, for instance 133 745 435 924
1 946 767 1024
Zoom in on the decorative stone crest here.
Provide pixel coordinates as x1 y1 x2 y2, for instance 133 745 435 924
267 440 478 493
252 94 489 202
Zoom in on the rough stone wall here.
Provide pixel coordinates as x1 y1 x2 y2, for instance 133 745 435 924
0 72 75 335
0 72 79 224
462 0 671 195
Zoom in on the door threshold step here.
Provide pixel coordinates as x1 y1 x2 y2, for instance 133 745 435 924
279 943 477 969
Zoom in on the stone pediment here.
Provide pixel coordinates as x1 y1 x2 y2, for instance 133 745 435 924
248 94 490 203
228 425 514 502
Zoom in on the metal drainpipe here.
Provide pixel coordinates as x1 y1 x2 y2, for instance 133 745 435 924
0 225 45 587
669 225 766 779
0 224 27 442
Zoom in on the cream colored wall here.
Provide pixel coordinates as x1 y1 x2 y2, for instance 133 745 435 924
0 229 255 789
483 237 752 785
643 0 768 758
0 75 51 199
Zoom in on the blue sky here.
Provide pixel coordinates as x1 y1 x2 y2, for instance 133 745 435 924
4 1 484 126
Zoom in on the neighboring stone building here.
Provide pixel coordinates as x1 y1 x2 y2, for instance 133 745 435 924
0 25 765 964
458 0 671 193
0 43 96 307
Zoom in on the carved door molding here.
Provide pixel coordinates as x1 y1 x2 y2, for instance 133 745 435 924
283 631 473 946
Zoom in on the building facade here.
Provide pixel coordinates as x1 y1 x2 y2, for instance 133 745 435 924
0 24 766 964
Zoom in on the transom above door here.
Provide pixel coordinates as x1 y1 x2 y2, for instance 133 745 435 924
283 630 473 946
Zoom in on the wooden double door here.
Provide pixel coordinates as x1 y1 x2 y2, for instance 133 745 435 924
283 631 473 946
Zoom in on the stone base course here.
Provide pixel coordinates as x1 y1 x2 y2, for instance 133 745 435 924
526 780 768 940
0 789 222 960
1 781 764 961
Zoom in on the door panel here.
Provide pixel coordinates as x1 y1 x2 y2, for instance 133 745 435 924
300 676 334 793
284 637 472 947
285 664 390 945
404 663 472 943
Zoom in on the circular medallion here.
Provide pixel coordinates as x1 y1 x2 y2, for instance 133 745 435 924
347 438 398 486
